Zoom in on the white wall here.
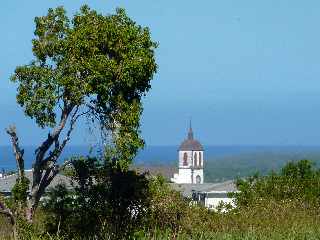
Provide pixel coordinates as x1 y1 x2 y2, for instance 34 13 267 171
176 168 192 183
205 196 235 211
172 150 204 184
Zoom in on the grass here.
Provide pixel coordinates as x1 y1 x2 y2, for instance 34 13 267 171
1 202 320 240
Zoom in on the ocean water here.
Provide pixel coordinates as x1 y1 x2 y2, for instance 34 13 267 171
2 145 320 171
0 146 94 171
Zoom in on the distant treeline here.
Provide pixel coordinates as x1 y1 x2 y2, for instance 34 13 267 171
205 150 320 182
135 146 320 182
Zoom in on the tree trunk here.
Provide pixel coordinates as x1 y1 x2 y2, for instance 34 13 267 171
5 108 75 220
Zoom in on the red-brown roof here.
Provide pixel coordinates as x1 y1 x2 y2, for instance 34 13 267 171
179 125 203 151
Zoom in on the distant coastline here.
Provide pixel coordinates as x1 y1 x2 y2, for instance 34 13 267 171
2 145 320 182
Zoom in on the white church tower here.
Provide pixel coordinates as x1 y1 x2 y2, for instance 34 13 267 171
171 122 204 184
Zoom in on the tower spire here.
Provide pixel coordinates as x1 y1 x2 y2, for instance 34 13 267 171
188 118 194 140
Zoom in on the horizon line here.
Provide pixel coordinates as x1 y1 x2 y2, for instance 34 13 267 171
1 144 320 147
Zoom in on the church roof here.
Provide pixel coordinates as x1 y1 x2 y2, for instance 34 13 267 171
179 123 203 151
170 181 237 198
0 170 73 194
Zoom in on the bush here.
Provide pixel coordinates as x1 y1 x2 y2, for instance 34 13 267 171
234 160 320 206
40 157 151 239
24 159 320 240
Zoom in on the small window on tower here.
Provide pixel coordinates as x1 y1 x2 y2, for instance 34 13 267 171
194 152 198 166
199 152 202 166
183 152 188 166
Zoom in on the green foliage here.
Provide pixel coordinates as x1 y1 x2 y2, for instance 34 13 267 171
12 177 30 204
146 175 189 234
5 158 320 240
7 3 159 239
0 214 13 239
11 5 157 167
35 159 320 240
41 156 151 239
103 167 150 235
281 159 314 179
38 156 195 239
39 184 73 235
234 159 320 206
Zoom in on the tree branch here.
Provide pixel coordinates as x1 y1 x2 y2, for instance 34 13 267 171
6 126 25 178
32 103 73 191
41 106 81 166
30 106 79 213
35 104 72 160
37 108 79 190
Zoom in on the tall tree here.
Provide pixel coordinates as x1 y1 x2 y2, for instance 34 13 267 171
4 5 157 222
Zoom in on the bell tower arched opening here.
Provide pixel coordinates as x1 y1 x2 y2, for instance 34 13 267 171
183 152 188 166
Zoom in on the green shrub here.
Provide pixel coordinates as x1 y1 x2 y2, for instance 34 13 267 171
5 159 320 240
234 160 320 206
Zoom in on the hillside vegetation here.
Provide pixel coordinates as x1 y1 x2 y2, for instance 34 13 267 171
1 159 320 239
205 150 320 182
135 149 320 183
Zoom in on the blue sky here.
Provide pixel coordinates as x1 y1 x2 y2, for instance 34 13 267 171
1 0 320 146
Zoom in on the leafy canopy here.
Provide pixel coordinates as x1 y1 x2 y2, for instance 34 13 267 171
11 5 157 167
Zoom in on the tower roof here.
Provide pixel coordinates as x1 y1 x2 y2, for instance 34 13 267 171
179 122 203 151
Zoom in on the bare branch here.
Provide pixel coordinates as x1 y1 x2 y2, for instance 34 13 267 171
35 104 72 158
41 106 80 166
6 126 25 178
32 104 74 192
30 106 80 214
60 106 80 148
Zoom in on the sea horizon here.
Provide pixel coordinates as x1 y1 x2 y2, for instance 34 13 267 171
1 145 320 171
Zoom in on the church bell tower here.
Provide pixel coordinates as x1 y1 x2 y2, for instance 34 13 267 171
171 122 204 184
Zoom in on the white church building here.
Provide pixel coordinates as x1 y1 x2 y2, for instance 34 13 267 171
170 123 237 210
171 123 204 184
